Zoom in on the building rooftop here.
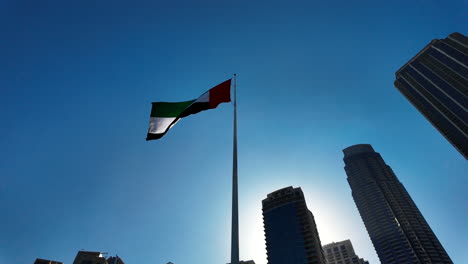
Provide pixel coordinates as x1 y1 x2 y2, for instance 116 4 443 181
262 186 305 211
394 32 465 76
343 144 375 157
34 259 63 264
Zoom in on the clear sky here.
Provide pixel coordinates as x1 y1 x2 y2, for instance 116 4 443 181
1 1 467 264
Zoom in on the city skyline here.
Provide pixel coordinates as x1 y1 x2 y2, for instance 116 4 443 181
1 1 466 264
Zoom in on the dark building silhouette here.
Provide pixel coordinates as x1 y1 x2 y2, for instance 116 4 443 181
262 186 326 264
343 144 453 264
73 251 107 264
34 259 63 264
228 261 255 264
73 251 125 264
323 240 369 264
394 32 468 159
106 256 125 264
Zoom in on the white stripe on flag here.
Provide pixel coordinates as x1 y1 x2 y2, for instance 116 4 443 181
148 117 177 134
196 91 210 103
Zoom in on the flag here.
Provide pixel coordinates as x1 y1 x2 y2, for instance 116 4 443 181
146 79 232 140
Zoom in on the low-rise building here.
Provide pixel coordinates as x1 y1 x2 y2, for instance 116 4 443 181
323 240 369 264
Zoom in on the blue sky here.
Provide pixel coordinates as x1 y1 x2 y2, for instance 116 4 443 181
1 1 467 263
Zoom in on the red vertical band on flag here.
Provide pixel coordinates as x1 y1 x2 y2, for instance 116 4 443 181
209 79 232 108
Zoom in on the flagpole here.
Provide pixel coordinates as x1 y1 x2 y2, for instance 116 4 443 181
231 73 239 264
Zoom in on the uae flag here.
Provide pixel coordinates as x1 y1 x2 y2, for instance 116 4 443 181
146 79 232 140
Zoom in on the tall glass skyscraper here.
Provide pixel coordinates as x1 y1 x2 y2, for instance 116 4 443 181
262 186 326 264
394 32 467 159
343 144 452 264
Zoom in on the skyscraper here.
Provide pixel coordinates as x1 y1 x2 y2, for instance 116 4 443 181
33 259 63 264
72 251 125 264
343 144 452 264
106 256 125 264
73 251 107 264
323 240 369 264
262 186 326 264
394 32 468 159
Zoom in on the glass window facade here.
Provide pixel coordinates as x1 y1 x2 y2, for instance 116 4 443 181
264 203 307 263
263 187 326 264
344 145 454 264
395 32 468 159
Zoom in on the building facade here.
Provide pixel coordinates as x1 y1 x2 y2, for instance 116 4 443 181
262 186 326 264
72 251 125 264
343 144 453 264
73 251 107 264
106 256 125 264
394 32 468 159
34 259 63 264
323 240 369 264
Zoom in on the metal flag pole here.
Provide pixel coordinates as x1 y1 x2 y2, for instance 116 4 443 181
231 73 239 264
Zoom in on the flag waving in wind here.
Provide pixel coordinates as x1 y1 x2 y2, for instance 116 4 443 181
146 79 232 140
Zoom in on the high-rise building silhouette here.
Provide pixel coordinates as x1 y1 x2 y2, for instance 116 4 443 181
72 251 125 264
262 186 326 264
394 32 468 159
343 144 452 264
33 259 63 264
73 251 107 264
106 256 125 264
323 240 369 264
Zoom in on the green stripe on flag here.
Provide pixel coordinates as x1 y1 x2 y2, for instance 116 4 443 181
150 100 195 117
